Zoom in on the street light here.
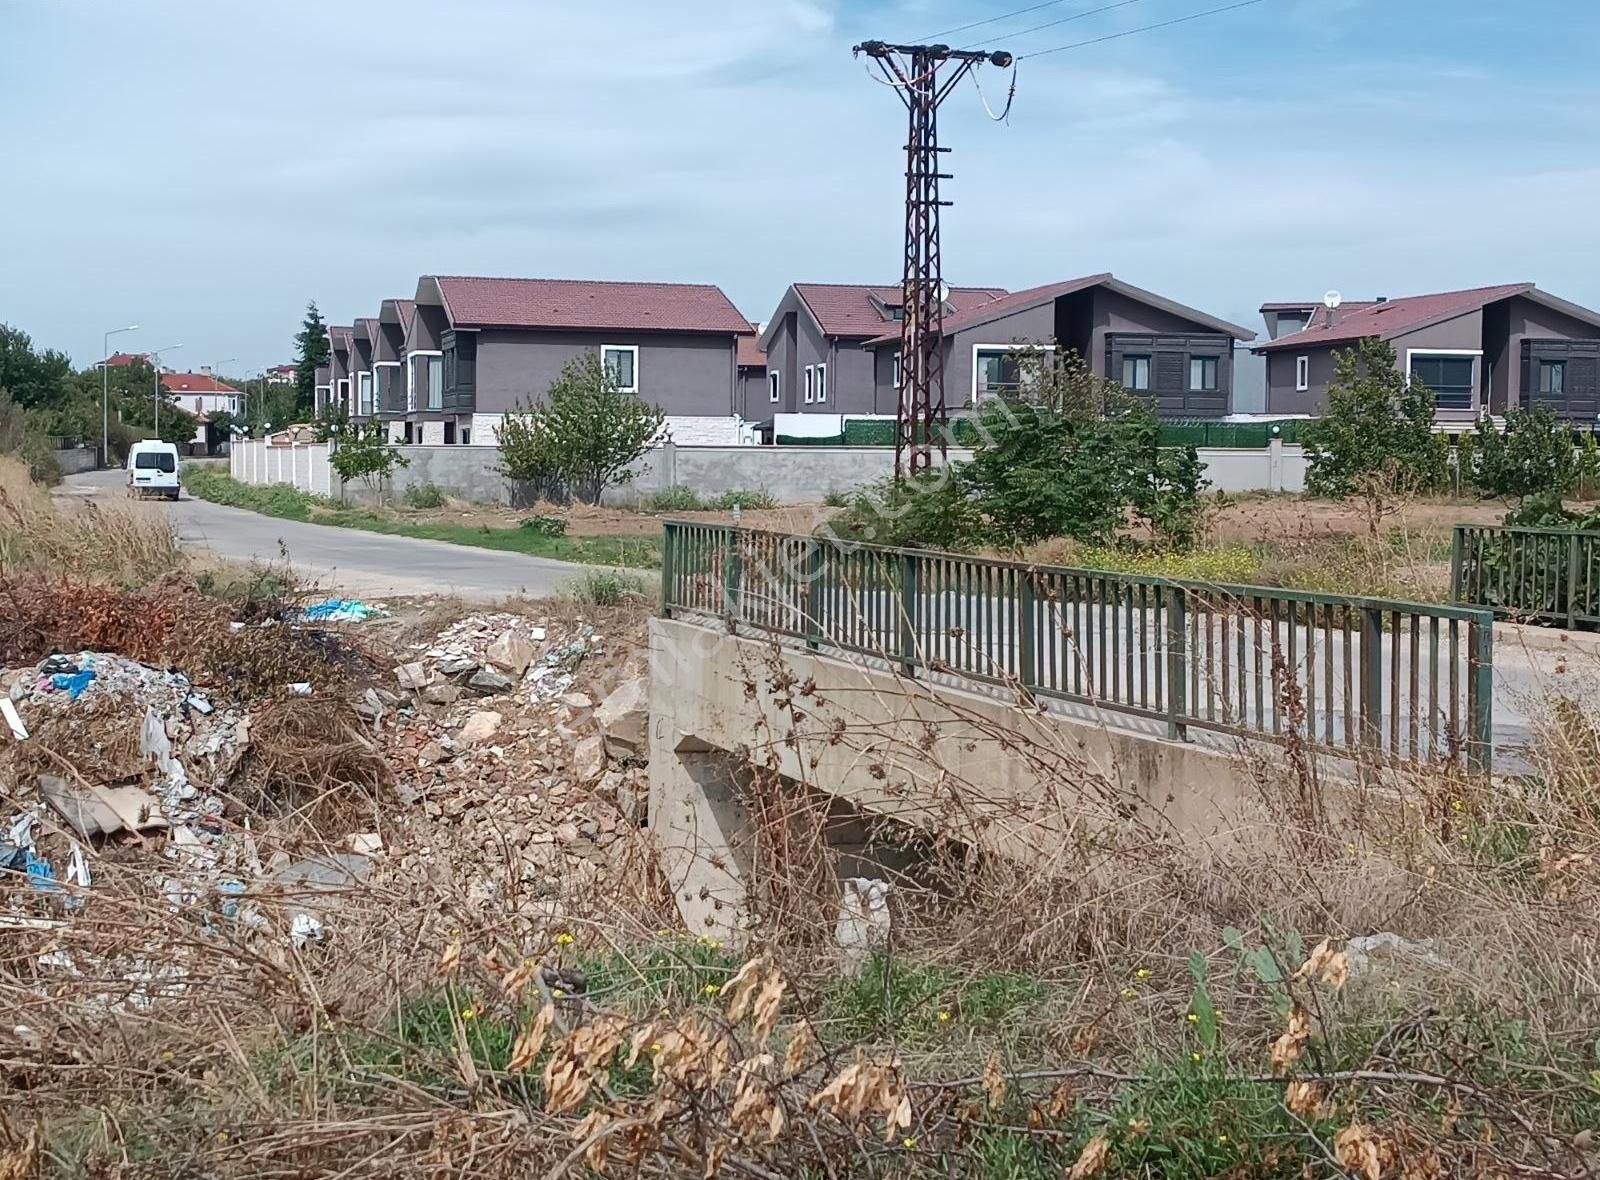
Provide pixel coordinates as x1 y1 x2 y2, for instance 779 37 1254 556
100 324 139 466
148 345 183 434
211 357 239 423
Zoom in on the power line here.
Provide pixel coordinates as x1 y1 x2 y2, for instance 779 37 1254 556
918 0 1077 42
963 0 1145 50
1018 0 1266 58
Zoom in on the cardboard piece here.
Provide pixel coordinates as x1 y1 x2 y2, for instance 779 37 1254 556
38 774 169 840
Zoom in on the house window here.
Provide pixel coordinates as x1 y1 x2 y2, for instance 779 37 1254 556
461 427 470 445
356 371 373 415
767 371 780 403
336 378 349 408
974 348 1022 400
194 397 203 412
1409 354 1476 411
602 344 639 393
1121 355 1151 392
1273 313 1307 339
815 363 827 404
1295 356 1310 392
803 365 814 405
1539 360 1566 396
1188 357 1218 392
891 352 902 388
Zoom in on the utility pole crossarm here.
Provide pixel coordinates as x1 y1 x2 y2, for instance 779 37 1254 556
853 39 1010 477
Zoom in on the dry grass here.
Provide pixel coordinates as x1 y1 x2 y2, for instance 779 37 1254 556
2 463 1598 1177
0 456 182 584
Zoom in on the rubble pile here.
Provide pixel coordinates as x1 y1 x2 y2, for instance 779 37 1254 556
380 611 653 922
1 604 658 984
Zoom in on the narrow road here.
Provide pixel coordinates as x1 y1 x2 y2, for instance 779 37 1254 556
59 468 625 601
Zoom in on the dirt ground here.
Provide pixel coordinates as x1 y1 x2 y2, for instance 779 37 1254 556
406 498 836 538
1206 494 1507 544
406 492 1513 547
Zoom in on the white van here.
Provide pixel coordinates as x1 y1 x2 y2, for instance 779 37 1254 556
126 440 182 500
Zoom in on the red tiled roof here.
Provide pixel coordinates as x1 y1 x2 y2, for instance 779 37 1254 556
161 372 240 394
736 333 765 368
99 351 148 367
1254 284 1535 352
794 283 1008 339
432 276 749 333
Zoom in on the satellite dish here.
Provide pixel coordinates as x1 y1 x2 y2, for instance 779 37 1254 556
1323 290 1343 310
938 280 951 304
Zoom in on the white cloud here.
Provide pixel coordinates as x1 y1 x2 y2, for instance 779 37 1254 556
0 0 1597 364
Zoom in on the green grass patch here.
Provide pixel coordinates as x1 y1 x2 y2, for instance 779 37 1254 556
184 466 660 569
1070 545 1263 584
821 954 1050 1044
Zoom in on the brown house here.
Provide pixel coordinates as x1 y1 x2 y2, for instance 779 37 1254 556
861 274 1256 419
1255 283 1600 420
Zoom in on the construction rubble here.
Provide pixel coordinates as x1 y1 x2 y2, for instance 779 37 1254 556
0 604 655 1008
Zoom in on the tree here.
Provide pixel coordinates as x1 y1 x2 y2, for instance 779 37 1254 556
1470 405 1576 505
0 324 72 411
293 301 331 417
497 354 664 505
330 420 409 501
1302 337 1448 534
960 351 1208 549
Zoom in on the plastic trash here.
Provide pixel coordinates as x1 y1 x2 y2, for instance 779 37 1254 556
25 852 56 891
187 694 214 715
290 913 324 947
50 668 97 700
297 598 385 623
0 698 28 741
288 682 312 696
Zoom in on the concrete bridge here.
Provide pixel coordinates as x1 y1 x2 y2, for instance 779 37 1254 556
646 524 1580 941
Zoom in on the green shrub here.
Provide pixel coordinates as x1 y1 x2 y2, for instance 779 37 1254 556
822 489 850 508
330 421 409 500
497 354 663 504
564 569 649 605
1302 337 1447 531
644 486 705 512
709 488 776 510
402 482 447 509
1472 406 1576 504
518 513 568 536
824 469 985 550
962 352 1206 550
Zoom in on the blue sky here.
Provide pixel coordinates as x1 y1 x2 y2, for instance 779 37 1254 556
2 0 1596 369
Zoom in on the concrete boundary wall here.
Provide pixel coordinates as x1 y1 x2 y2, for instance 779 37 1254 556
226 437 1308 505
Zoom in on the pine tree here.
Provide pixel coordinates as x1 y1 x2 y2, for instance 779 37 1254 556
293 301 331 416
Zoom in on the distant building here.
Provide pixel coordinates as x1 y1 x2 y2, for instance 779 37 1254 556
161 371 242 448
98 351 149 367
265 363 298 385
1254 283 1600 419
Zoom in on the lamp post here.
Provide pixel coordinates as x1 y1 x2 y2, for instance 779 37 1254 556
101 324 139 466
149 345 183 435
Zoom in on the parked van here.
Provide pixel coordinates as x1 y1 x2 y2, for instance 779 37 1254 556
126 440 181 500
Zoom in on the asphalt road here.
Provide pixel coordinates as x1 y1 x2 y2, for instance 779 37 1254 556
59 467 625 601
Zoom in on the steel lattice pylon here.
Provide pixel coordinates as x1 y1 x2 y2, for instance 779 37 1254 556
855 40 1011 478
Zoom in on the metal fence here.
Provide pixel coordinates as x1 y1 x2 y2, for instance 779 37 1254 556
1452 524 1600 629
663 522 1495 772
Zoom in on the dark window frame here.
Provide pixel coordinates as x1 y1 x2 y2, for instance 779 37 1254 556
1122 354 1152 392
1540 359 1566 396
1188 356 1219 392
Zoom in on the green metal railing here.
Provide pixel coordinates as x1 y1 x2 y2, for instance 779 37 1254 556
663 523 1495 772
1452 524 1600 629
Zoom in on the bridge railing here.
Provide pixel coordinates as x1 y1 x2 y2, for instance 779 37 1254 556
1451 524 1600 629
662 522 1495 772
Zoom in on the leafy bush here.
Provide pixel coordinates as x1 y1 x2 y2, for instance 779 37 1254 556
497 354 663 505
1577 432 1600 501
330 421 409 499
518 513 568 537
402 482 447 509
564 569 649 605
709 488 776 510
961 352 1207 549
1471 406 1576 503
1302 337 1447 531
0 387 62 483
822 489 850 508
824 469 985 550
644 486 705 513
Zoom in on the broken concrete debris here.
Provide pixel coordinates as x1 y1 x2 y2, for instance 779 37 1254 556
3 606 655 1015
